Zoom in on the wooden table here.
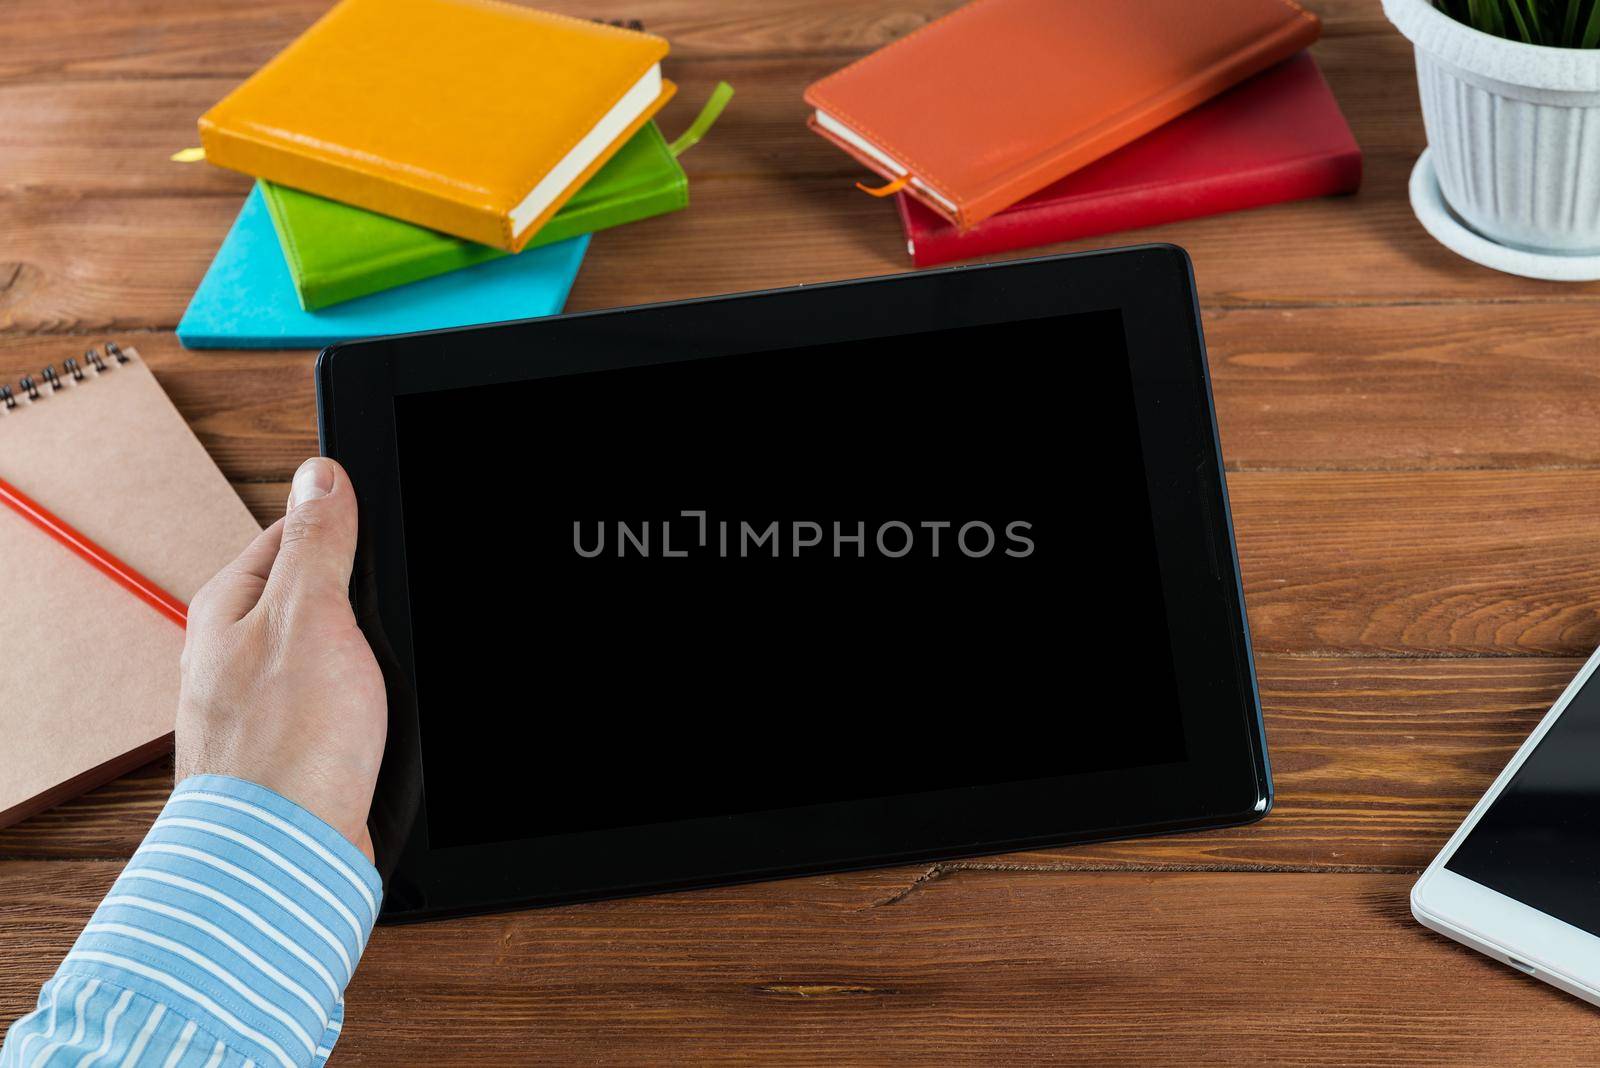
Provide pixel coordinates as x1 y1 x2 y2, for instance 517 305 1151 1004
6 0 1600 1061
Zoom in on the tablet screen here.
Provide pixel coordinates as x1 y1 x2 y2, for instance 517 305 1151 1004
394 309 1187 849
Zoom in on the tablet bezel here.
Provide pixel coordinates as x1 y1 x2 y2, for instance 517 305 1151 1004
317 245 1270 923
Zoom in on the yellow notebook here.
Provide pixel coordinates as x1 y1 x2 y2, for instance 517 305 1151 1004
199 0 675 251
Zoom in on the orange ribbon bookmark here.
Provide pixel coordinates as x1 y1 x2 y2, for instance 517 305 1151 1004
855 174 912 197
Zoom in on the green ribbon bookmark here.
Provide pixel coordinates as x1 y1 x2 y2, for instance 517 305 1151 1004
667 81 734 158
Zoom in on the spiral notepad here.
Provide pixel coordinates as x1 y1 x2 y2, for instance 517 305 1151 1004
0 343 260 828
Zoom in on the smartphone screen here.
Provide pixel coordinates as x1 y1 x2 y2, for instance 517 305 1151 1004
1446 671 1600 935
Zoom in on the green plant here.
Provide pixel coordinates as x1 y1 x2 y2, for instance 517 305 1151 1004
1434 0 1600 45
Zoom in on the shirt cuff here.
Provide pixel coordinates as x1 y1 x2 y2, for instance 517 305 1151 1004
56 774 381 1068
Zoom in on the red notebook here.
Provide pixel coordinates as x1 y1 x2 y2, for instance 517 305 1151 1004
897 53 1361 267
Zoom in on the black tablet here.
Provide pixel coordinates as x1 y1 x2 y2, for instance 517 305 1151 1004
316 245 1269 923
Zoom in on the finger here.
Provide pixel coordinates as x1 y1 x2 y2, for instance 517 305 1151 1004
188 518 287 627
264 456 358 606
233 517 288 583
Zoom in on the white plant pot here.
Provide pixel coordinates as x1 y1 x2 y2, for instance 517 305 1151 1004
1385 0 1600 254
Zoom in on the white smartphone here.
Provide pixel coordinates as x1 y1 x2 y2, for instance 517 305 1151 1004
1413 643 1600 1006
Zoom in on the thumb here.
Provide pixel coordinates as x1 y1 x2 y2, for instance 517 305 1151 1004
265 457 358 606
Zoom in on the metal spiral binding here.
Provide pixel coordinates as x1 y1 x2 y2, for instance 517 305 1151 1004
1 341 129 413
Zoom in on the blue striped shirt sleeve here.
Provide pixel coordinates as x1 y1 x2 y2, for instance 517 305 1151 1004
1 775 382 1068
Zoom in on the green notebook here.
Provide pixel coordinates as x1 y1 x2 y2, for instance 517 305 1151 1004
263 121 686 310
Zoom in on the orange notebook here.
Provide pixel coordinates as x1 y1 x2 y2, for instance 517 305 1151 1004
0 344 260 828
200 0 675 251
804 0 1321 231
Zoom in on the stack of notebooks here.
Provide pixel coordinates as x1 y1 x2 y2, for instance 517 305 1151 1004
179 0 729 348
804 0 1361 266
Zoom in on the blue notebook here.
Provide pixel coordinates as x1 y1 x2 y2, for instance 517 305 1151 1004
177 183 589 349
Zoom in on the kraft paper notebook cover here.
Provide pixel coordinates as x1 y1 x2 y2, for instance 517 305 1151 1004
178 184 588 349
264 121 685 310
804 0 1321 231
199 0 676 252
0 345 261 829
898 53 1363 267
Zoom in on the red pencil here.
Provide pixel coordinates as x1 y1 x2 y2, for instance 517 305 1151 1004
0 473 187 628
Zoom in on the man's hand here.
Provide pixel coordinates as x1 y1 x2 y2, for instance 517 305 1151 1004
176 457 386 860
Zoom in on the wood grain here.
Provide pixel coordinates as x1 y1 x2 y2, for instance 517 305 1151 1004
0 0 1396 84
0 760 171 861
1206 303 1600 471
3 861 1596 1063
1231 470 1600 657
